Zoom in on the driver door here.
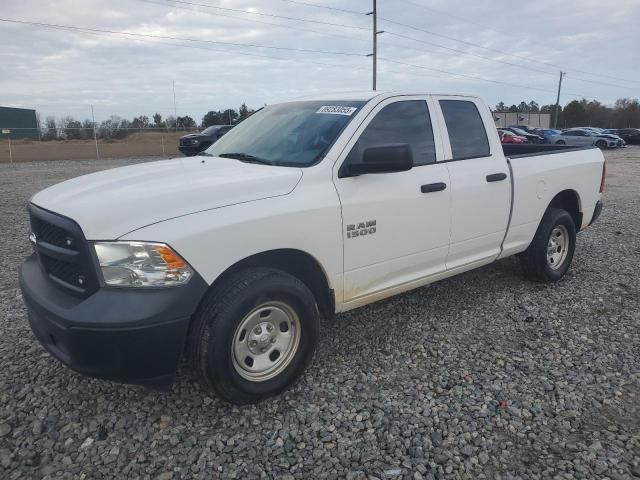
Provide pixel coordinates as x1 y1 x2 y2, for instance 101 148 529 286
333 96 451 308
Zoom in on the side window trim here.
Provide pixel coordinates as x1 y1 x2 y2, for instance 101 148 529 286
337 97 437 177
434 97 493 161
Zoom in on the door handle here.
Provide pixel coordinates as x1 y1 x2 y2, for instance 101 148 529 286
486 173 507 182
421 182 447 193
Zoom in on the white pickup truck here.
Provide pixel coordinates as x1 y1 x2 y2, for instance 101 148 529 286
20 92 605 404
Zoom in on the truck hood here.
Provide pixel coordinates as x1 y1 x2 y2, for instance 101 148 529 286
31 157 303 239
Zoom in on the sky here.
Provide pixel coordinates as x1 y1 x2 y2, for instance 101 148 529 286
0 0 639 123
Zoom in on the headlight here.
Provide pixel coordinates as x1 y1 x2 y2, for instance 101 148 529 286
93 242 193 287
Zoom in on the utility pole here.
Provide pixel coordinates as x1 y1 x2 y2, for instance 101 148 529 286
172 80 178 131
553 71 564 129
366 0 384 90
91 104 100 161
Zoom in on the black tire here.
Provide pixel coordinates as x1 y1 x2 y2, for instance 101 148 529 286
189 268 319 404
595 140 607 149
519 208 576 283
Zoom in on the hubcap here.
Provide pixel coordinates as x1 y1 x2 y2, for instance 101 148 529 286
232 302 301 382
547 225 569 270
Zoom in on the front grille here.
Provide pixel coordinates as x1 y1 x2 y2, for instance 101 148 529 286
180 138 193 146
41 256 88 289
32 218 73 249
29 204 99 297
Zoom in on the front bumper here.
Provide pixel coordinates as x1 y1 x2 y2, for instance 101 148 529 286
19 253 208 388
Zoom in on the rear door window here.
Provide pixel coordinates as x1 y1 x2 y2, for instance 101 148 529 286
439 100 490 159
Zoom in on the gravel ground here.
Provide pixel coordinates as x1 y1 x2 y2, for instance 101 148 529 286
1 150 639 480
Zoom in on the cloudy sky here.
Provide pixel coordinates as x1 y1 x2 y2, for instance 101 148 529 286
0 0 638 123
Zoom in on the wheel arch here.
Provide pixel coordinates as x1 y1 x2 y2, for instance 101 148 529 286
548 189 582 231
206 248 335 319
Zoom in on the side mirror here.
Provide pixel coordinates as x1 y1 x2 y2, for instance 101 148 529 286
344 143 413 177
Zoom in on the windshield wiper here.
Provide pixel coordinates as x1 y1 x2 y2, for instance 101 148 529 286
196 151 213 156
218 152 273 165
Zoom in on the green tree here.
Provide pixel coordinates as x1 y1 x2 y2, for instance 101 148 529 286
494 101 506 111
176 115 196 130
222 108 239 125
63 117 83 140
238 102 251 121
561 100 588 128
202 110 224 127
153 112 164 128
81 119 94 140
131 115 150 129
613 98 640 128
42 116 58 141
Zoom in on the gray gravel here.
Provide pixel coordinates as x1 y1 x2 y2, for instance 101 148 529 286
1 150 639 479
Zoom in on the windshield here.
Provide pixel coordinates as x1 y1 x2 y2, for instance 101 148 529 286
511 128 529 136
205 100 365 167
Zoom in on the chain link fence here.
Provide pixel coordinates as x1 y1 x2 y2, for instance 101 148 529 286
0 126 199 163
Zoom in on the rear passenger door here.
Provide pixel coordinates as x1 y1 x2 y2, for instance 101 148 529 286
434 97 511 269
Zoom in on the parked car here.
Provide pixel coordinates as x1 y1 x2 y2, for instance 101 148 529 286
552 129 618 149
178 125 234 156
615 128 640 144
501 127 544 143
575 128 625 148
498 129 526 144
20 92 605 404
536 128 562 144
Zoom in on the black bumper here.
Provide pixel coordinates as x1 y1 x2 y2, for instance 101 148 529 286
19 254 208 388
590 200 603 226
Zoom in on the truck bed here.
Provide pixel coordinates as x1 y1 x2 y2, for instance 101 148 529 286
503 144 595 158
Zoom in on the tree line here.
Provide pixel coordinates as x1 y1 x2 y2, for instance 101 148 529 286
494 97 640 129
39 102 255 141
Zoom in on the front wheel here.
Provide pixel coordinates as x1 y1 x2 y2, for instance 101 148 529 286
189 268 319 404
595 140 607 149
519 208 576 283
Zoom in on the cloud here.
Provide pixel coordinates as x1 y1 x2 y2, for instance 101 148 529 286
0 0 638 122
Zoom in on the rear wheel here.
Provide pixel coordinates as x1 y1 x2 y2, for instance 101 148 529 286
520 208 576 283
595 140 607 149
189 268 319 404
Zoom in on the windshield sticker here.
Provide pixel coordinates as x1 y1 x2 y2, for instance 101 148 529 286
316 105 358 116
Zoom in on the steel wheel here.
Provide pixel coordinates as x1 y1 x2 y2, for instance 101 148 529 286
547 225 570 270
232 302 301 382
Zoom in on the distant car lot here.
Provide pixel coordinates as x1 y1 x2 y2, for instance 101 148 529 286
0 147 638 478
178 125 233 156
497 125 631 149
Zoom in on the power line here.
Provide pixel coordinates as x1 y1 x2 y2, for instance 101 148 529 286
392 0 509 36
380 57 553 93
379 57 619 103
143 0 369 31
0 19 369 72
141 0 369 44
278 0 365 16
383 30 557 77
0 17 365 57
379 16 640 88
383 30 638 92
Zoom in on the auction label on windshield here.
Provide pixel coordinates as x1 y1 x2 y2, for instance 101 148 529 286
316 105 358 116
